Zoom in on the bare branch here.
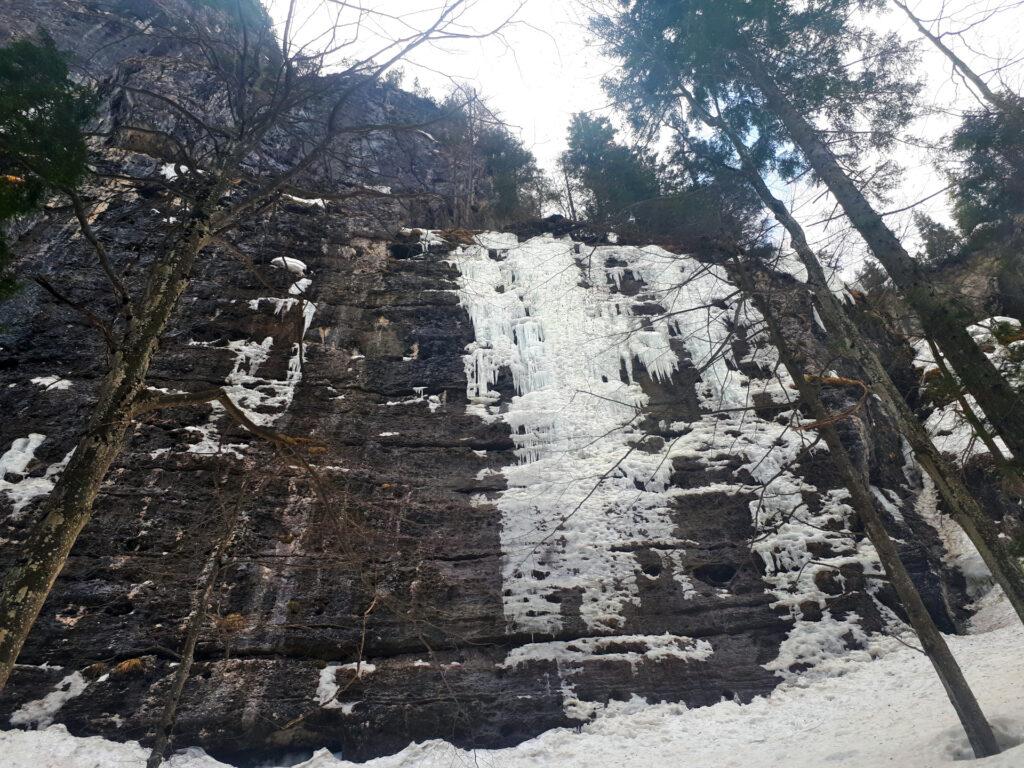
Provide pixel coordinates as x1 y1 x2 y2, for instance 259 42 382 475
32 275 118 353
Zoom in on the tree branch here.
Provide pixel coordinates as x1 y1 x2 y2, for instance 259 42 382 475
32 275 118 353
68 191 134 316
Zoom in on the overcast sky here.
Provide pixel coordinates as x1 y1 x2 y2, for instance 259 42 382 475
266 0 611 172
268 0 1024 273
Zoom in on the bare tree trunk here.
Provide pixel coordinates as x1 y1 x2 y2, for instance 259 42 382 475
0 223 209 690
679 89 1024 623
739 261 1001 759
563 167 578 221
147 501 241 768
740 53 1024 468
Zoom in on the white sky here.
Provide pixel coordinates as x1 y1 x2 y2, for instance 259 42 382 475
268 0 1024 274
266 0 611 171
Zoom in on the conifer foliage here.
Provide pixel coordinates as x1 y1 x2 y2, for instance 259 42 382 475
0 31 94 298
560 112 660 225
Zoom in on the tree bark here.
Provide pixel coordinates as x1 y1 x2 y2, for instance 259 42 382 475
739 53 1024 468
738 261 1001 759
0 222 209 690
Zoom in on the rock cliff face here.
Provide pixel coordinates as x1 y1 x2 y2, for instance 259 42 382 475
0 2 969 764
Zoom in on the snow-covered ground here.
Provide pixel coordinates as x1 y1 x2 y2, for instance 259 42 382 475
3 597 1022 767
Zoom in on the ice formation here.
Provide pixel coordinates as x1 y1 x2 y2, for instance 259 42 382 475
316 662 376 711
270 256 308 275
185 266 316 456
451 233 881 691
500 634 714 671
29 376 73 391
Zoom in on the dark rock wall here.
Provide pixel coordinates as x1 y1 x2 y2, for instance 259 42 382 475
0 1 969 764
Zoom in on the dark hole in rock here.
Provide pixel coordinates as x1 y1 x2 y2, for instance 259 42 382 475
597 641 647 655
814 569 844 596
799 600 823 622
618 359 631 384
641 561 662 578
104 598 133 617
693 563 737 586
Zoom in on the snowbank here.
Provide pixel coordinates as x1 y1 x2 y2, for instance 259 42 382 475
3 618 1022 767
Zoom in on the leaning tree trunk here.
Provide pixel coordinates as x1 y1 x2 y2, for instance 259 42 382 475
738 262 1001 758
0 222 209 690
740 53 1024 468
696 105 1024 624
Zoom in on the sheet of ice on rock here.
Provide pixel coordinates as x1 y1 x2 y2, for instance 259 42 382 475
175 257 317 458
452 233 848 665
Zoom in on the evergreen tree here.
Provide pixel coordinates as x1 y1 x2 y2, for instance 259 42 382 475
436 90 551 227
913 212 963 266
560 112 660 225
476 126 552 226
949 99 1024 241
0 31 94 298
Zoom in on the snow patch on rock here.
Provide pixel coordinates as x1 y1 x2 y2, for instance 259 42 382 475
9 672 88 729
0 435 75 515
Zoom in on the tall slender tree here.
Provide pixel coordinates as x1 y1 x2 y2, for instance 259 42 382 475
736 256 1000 757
